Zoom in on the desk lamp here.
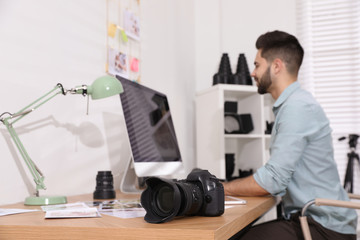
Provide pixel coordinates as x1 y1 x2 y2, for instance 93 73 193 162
0 75 123 205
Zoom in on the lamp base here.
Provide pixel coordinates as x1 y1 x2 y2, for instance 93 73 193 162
25 195 67 206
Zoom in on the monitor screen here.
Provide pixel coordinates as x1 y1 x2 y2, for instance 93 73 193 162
117 76 183 177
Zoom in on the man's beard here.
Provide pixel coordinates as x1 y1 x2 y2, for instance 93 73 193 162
257 67 272 95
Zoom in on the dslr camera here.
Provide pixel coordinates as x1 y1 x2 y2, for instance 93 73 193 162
141 169 224 223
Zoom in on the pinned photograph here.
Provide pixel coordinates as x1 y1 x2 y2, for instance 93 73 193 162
124 9 140 41
108 48 129 78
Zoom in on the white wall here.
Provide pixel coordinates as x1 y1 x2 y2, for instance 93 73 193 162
140 0 196 179
195 0 297 91
0 0 128 205
0 0 295 205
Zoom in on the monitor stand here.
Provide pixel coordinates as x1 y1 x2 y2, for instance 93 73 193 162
120 157 144 193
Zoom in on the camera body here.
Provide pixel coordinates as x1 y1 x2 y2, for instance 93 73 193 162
183 169 224 216
141 169 224 223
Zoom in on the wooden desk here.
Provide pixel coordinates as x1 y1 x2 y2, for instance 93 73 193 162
0 192 275 240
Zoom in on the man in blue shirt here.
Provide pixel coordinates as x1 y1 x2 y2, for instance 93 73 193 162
223 30 357 239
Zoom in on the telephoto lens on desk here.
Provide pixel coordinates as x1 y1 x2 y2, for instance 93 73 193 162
93 171 116 199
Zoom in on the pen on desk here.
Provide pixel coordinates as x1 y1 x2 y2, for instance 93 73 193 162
225 196 247 205
227 196 242 201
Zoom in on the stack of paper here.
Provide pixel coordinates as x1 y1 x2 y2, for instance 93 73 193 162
42 202 100 219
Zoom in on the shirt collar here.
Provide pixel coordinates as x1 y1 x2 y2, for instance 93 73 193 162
273 81 300 109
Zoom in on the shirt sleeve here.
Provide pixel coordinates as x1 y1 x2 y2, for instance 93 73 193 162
254 102 318 196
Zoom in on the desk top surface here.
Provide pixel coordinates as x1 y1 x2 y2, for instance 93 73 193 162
0 192 275 240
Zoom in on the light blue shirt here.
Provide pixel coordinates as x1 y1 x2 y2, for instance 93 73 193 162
254 81 357 234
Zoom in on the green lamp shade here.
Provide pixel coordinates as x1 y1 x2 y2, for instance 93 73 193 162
87 76 123 100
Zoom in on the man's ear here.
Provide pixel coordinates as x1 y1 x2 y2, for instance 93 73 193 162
272 58 283 74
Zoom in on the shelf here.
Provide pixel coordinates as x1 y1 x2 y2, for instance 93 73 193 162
225 134 263 139
196 84 269 180
195 81 277 224
196 84 257 97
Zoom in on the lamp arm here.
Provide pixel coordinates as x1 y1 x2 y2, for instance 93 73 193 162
0 84 65 193
4 119 46 191
10 84 65 125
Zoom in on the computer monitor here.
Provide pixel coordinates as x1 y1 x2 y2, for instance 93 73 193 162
117 76 183 191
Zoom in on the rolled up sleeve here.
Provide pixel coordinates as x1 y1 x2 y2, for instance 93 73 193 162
254 104 310 196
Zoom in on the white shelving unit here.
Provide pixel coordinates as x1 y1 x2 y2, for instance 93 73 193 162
195 84 274 180
195 83 276 223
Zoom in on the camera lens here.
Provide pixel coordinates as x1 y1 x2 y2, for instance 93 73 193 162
155 184 174 215
93 171 116 199
176 182 203 216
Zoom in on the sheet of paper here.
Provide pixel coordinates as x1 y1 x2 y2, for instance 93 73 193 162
108 23 117 38
41 202 89 212
0 208 38 217
130 57 139 72
120 29 128 42
45 207 100 219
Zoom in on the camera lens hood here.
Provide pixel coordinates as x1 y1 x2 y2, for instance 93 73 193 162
141 177 182 223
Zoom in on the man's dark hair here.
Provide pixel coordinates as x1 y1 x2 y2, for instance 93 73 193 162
256 30 304 76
